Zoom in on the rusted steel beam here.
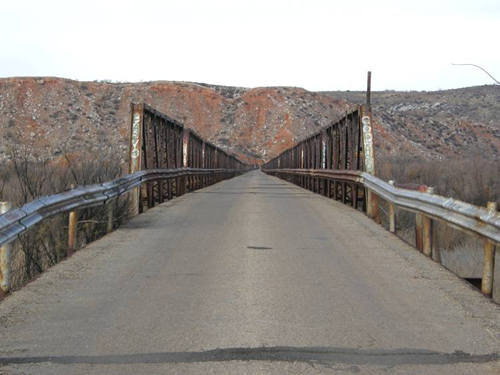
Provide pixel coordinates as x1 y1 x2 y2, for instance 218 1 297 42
360 106 375 175
359 105 379 222
129 104 145 217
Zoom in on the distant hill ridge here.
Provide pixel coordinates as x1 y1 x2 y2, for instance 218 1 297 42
323 86 500 161
0 77 498 168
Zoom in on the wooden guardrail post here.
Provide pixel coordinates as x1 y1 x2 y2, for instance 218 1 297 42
388 181 396 233
422 187 434 257
366 189 380 223
415 187 434 253
68 211 77 255
389 202 396 233
422 215 432 256
482 202 497 296
106 201 113 234
415 213 423 251
0 202 12 294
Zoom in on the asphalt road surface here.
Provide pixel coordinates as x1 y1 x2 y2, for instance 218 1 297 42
0 170 499 374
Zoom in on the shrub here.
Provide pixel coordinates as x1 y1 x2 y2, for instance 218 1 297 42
1 149 128 290
377 156 500 207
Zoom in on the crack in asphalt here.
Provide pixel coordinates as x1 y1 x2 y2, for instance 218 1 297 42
0 346 498 367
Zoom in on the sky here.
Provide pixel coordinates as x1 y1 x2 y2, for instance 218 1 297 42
1 0 499 91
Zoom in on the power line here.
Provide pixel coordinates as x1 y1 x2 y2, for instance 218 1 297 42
451 63 500 85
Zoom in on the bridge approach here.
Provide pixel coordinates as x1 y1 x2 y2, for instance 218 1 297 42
0 169 499 374
0 103 499 374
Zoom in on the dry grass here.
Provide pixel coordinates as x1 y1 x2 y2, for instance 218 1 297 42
1 150 129 290
377 156 500 207
376 156 499 280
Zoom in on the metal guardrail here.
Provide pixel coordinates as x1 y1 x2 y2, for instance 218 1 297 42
0 168 243 247
264 168 500 245
263 168 500 300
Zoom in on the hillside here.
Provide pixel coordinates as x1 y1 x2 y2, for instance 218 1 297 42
1 78 499 169
0 77 351 166
324 86 500 161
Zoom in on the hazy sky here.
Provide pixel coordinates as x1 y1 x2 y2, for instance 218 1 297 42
2 0 499 91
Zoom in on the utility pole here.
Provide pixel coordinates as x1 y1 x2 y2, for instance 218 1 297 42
366 71 372 112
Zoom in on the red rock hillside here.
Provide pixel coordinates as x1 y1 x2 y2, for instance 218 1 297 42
0 77 351 166
1 78 498 169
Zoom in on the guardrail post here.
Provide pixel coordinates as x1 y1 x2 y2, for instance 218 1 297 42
0 202 12 295
422 187 434 257
415 213 423 251
422 215 432 256
482 202 497 296
106 201 113 234
68 189 78 255
366 189 380 223
388 181 396 233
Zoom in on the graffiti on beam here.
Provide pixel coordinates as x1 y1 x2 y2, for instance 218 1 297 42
362 116 375 175
130 112 141 172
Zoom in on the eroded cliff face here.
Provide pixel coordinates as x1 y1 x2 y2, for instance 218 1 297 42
2 78 498 169
0 78 351 166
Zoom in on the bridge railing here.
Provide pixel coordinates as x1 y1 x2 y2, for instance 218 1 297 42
262 169 500 301
0 167 249 294
129 103 248 213
261 107 500 303
0 103 251 295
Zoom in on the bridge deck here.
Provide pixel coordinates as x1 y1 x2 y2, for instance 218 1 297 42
0 170 499 374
